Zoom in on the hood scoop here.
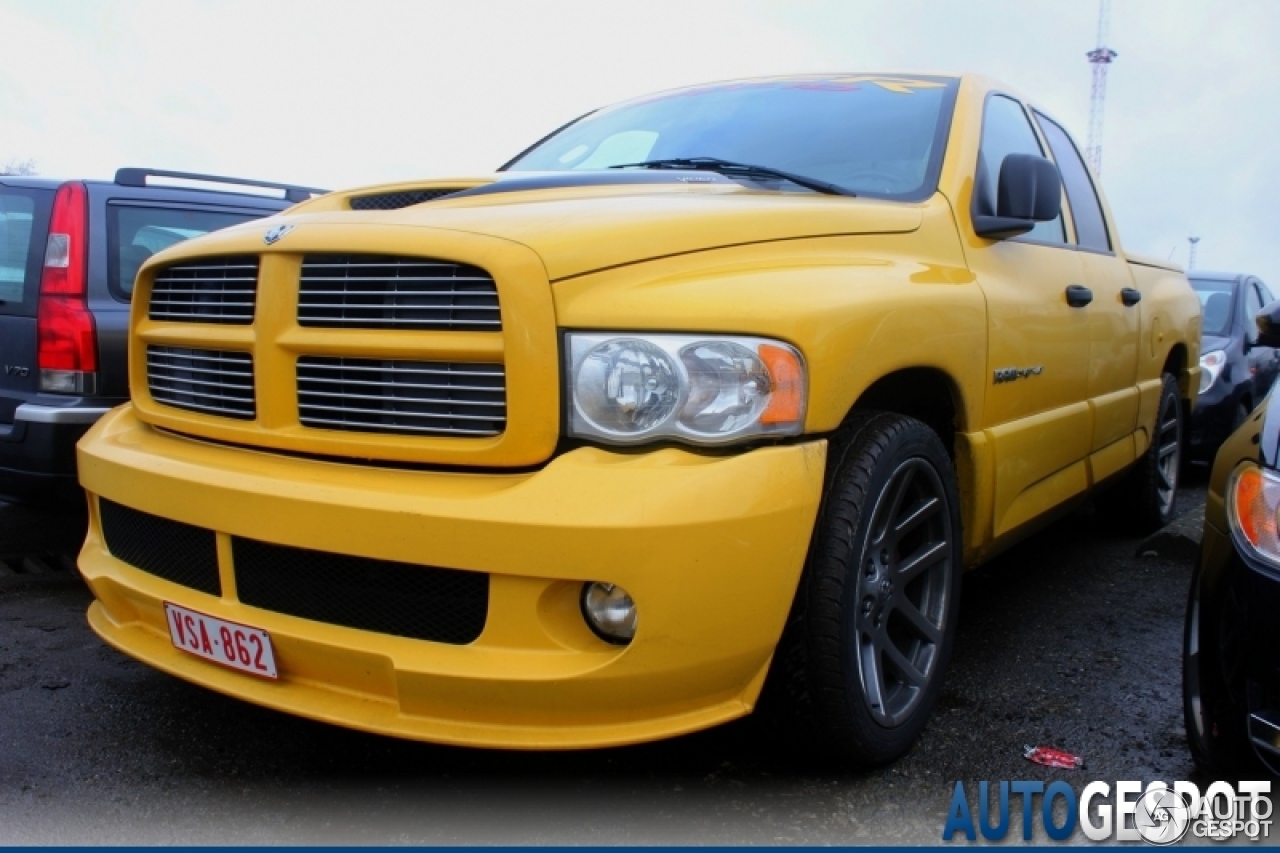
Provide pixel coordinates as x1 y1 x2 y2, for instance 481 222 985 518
349 188 468 210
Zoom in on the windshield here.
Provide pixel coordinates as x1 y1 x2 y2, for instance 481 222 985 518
1190 278 1236 338
506 75 958 201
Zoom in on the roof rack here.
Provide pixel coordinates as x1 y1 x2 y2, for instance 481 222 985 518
114 168 327 202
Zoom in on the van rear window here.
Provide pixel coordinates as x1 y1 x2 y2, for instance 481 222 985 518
109 206 263 298
0 193 36 304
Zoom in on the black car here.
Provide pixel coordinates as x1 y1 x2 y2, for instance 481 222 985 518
1188 273 1280 462
0 168 323 504
1183 300 1280 776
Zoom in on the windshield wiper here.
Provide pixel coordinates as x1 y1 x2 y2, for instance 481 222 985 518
609 157 854 197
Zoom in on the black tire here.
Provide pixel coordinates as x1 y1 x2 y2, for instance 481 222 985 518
1182 558 1272 776
1098 373 1182 534
769 412 963 766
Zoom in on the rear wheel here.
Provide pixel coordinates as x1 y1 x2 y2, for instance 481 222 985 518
1098 373 1182 533
772 412 962 766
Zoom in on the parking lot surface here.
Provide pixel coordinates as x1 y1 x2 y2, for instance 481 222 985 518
0 479 1235 844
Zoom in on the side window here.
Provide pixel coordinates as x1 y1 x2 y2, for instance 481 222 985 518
0 195 34 304
1247 283 1265 341
1256 278 1275 305
1033 111 1112 252
976 95 1065 244
0 187 52 315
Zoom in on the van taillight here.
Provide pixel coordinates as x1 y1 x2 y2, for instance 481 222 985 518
37 181 97 394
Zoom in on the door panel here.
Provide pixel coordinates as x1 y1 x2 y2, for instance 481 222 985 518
1079 251 1140 454
975 242 1091 537
987 401 1091 537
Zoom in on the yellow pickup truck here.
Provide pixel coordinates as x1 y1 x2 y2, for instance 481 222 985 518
76 73 1200 765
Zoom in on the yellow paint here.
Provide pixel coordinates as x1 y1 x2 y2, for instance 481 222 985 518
78 73 1201 747
80 407 826 748
1088 433 1137 486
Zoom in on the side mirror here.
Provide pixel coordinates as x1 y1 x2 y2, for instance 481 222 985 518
974 154 1063 239
1256 300 1280 348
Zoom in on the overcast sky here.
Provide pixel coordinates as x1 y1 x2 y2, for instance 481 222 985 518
2 0 1276 284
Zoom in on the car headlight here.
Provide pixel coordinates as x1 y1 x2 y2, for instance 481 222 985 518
1199 349 1226 394
566 333 806 445
1227 463 1280 573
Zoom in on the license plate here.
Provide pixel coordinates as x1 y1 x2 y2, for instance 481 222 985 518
164 602 278 680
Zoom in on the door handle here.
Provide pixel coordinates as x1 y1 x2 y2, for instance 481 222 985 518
1065 284 1093 308
1121 287 1142 306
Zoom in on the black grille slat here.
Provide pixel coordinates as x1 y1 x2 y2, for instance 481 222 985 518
148 346 256 420
297 357 505 437
232 538 488 644
298 253 500 331
99 499 220 596
149 256 258 324
348 189 462 210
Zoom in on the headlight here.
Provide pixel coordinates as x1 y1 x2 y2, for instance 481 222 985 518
1227 463 1280 573
566 333 806 445
1199 349 1226 394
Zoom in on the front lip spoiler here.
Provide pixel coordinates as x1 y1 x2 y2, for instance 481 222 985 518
15 404 112 425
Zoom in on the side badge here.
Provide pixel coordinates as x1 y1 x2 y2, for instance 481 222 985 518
993 366 1045 384
264 224 295 245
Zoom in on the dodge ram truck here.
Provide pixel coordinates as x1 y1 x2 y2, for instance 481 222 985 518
76 73 1200 765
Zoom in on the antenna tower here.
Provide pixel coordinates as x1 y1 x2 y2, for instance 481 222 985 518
1086 0 1117 175
1188 236 1200 271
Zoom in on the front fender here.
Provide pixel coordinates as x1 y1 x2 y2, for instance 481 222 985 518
552 201 984 435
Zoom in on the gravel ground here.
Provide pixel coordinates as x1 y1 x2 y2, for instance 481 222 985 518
0 474 1260 845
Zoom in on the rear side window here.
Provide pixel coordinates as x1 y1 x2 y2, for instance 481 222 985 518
0 188 51 312
108 205 264 299
1033 112 1112 252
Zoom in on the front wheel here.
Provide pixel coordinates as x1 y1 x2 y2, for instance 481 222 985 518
1182 559 1270 775
774 412 963 766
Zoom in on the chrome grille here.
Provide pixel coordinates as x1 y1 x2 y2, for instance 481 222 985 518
149 256 258 324
297 254 500 330
297 357 505 437
147 346 255 420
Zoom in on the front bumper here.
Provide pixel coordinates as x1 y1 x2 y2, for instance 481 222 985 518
1188 384 1242 460
78 406 826 749
1201 519 1280 767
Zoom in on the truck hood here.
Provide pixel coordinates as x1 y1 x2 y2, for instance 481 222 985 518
274 172 925 281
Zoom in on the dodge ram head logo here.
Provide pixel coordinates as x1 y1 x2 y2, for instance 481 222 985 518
263 224 295 245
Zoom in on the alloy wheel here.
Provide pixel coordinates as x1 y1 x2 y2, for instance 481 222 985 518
1156 392 1182 518
852 457 955 727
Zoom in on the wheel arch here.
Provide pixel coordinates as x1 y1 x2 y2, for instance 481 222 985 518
1161 342 1194 427
842 367 966 457
1163 342 1192 401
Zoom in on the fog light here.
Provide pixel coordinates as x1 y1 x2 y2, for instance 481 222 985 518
581 582 637 644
